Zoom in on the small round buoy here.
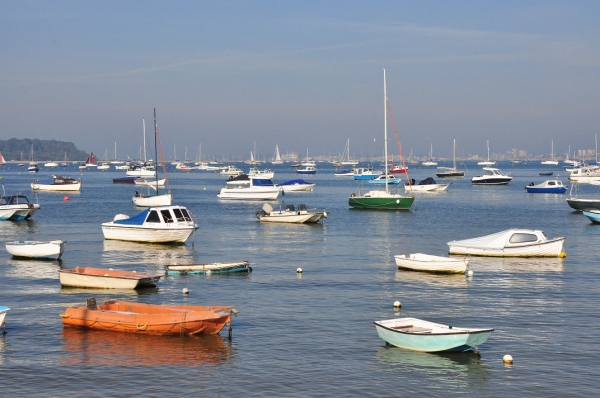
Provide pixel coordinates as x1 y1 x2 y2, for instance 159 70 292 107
182 288 189 295
503 354 513 364
203 187 206 190
296 267 302 273
467 270 474 277
393 301 401 309
63 195 70 201
559 252 566 258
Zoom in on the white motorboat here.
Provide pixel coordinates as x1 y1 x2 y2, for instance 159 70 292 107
296 166 318 174
134 178 166 187
353 167 381 180
0 194 40 220
404 177 450 192
218 174 281 200
101 205 198 243
220 165 244 176
568 165 600 183
126 165 156 177
248 167 275 179
31 175 82 191
471 167 512 185
374 317 493 353
5 240 65 260
256 203 327 223
277 179 316 191
59 267 162 289
541 140 559 165
394 253 468 273
447 229 566 257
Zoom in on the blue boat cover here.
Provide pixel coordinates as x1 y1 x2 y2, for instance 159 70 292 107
113 209 150 225
280 179 312 186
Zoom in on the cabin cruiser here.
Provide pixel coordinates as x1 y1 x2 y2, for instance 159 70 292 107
217 174 281 200
471 168 512 185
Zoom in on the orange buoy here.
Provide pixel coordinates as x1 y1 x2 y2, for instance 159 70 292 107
63 196 70 201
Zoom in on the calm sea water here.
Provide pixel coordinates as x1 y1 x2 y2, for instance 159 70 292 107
0 161 599 396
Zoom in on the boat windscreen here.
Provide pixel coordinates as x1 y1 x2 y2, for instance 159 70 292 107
252 179 274 186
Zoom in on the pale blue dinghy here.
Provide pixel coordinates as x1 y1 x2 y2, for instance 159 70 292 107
374 317 493 353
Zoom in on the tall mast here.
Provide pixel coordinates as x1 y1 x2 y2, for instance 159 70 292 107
154 109 158 188
142 118 147 162
453 139 457 170
384 68 389 193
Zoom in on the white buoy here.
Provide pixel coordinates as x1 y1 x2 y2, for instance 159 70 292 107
467 270 474 276
182 288 189 295
203 187 206 190
296 268 302 273
503 354 513 364
393 301 401 309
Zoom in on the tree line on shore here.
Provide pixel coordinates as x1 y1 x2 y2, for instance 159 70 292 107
0 138 89 162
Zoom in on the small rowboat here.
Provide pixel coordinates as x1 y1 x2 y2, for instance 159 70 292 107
61 299 238 336
59 267 162 289
0 306 9 333
166 261 251 275
374 317 494 353
394 253 468 273
5 240 65 260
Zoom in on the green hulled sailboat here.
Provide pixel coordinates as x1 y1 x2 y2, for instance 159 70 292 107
348 69 414 210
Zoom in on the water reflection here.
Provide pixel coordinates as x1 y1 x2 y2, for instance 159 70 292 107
395 270 469 288
60 328 232 367
6 258 60 279
468 257 566 273
58 286 158 297
102 240 195 268
376 346 491 388
0 219 40 238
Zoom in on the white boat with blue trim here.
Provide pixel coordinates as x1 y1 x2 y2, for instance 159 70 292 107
374 317 493 352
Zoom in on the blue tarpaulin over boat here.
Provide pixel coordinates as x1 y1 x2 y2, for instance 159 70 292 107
113 209 149 225
279 179 313 186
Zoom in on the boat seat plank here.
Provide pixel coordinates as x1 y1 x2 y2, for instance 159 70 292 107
392 325 412 330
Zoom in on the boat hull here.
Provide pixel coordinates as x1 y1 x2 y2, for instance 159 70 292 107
5 240 65 260
59 267 162 289
448 238 565 257
61 300 237 336
349 192 414 210
404 184 450 192
0 306 9 330
217 188 280 200
101 224 195 243
526 187 567 193
31 182 81 191
374 318 493 353
166 261 251 275
582 209 600 223
471 177 512 185
132 193 173 207
566 198 600 211
395 253 468 273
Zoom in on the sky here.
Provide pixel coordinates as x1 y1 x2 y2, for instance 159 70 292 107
1 1 600 162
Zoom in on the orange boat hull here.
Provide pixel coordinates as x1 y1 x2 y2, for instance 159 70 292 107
61 300 237 336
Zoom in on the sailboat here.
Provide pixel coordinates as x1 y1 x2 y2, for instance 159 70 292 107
132 109 173 207
271 144 283 165
126 119 156 177
0 152 6 166
421 144 438 166
28 144 39 172
541 140 559 165
339 139 358 166
477 140 496 166
348 69 414 210
60 152 69 167
436 139 465 177
97 149 110 170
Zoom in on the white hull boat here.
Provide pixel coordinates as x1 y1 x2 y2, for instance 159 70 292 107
568 166 600 183
256 203 327 223
59 267 162 289
101 205 198 243
31 175 82 191
448 229 566 257
471 167 512 185
404 177 450 192
132 192 173 207
134 178 165 187
5 240 65 260
166 261 251 275
220 166 243 176
374 317 493 353
126 167 156 177
248 168 275 179
394 253 468 273
218 174 281 200
0 194 40 220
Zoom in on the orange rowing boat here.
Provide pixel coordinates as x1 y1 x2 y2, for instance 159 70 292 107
60 299 238 336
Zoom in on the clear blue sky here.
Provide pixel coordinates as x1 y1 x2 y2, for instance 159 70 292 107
1 1 599 161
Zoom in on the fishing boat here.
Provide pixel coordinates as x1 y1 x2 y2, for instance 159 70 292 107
374 317 494 353
296 166 317 175
277 179 316 191
0 306 9 333
0 193 40 220
31 175 82 191
132 109 172 207
59 267 162 289
447 229 566 257
477 140 496 166
348 69 414 210
471 167 512 185
582 208 600 224
165 261 251 275
220 165 244 176
436 139 465 177
405 177 450 192
369 174 400 185
217 174 281 200
60 298 238 336
394 253 469 273
389 163 408 174
525 180 567 194
248 167 275 179
541 140 559 165
256 203 327 223
5 240 65 260
271 144 283 165
101 204 198 243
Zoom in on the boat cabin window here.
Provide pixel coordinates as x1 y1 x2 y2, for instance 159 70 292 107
146 210 161 223
160 209 173 223
8 195 29 205
509 233 538 243
172 208 192 221
548 181 556 186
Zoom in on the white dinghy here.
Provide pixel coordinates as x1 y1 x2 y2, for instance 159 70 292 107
5 240 65 260
394 253 468 273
